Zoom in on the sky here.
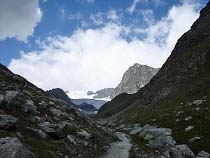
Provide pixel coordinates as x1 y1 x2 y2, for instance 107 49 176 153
0 0 208 92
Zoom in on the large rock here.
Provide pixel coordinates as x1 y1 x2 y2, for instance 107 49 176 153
5 91 20 102
0 137 36 158
39 122 68 139
22 100 37 113
0 115 17 130
139 126 176 149
170 144 195 158
197 151 210 158
77 131 92 141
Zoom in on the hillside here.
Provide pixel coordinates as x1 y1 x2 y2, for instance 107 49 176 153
97 1 210 153
0 64 114 158
111 63 159 98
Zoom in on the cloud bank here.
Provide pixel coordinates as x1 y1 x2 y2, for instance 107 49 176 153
0 0 42 41
9 1 200 92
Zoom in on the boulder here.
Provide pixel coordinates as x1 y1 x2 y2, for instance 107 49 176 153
26 127 47 139
5 91 20 102
0 137 36 158
50 108 63 117
22 100 37 113
77 131 92 141
197 151 210 158
0 115 17 130
170 144 195 158
39 122 68 139
0 94 5 106
67 135 77 145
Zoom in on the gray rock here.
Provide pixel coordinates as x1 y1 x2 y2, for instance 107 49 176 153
22 100 37 113
67 135 76 145
39 122 68 139
130 127 142 135
50 108 63 117
0 137 36 158
170 144 195 158
0 115 17 130
26 127 47 139
197 151 210 158
77 131 92 141
188 137 201 143
0 94 5 105
5 91 20 102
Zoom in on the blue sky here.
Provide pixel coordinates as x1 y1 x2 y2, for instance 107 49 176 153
0 0 208 93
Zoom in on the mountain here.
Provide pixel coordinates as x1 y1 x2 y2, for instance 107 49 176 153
0 64 114 158
47 88 73 104
97 1 210 153
72 98 107 109
111 63 159 98
77 103 98 115
87 88 114 100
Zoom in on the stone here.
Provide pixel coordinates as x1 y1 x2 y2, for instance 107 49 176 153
188 137 201 143
197 151 210 158
130 127 142 135
67 135 76 145
0 115 17 130
185 126 194 132
192 100 203 105
170 144 195 158
26 127 47 139
39 122 68 139
0 137 36 158
77 131 92 141
50 108 63 117
22 100 37 113
5 91 20 102
0 94 5 105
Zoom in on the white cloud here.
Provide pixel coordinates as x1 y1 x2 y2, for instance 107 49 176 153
128 0 142 14
0 0 42 42
90 12 104 25
108 10 120 21
9 1 200 92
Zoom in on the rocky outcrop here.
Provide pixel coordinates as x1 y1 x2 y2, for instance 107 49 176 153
0 137 36 158
111 64 159 98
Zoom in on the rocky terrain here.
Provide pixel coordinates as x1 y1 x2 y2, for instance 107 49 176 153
111 63 159 99
97 0 210 155
0 64 115 158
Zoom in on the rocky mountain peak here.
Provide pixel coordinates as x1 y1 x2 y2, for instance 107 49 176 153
111 63 159 98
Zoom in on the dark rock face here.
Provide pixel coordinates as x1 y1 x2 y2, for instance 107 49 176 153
0 137 36 158
47 88 73 104
111 64 159 98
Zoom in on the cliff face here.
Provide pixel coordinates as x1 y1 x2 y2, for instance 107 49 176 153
111 64 159 98
97 1 210 153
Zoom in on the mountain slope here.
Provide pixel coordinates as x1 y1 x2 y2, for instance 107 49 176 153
97 1 210 153
111 63 159 98
47 88 73 104
0 64 114 158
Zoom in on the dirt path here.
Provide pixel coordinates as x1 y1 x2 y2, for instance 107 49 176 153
102 132 132 158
